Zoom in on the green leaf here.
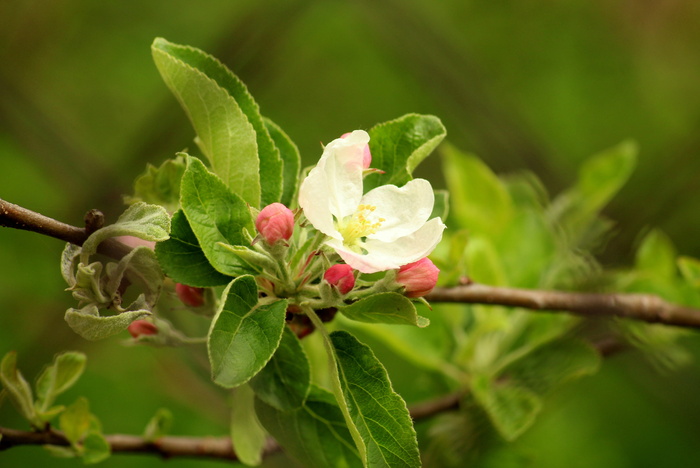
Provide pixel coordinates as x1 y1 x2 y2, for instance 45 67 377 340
331 330 421 468
465 237 508 286
35 352 87 414
81 202 170 261
142 408 173 442
231 384 267 466
255 385 363 468
365 114 446 192
250 327 310 411
635 229 677 279
441 144 513 236
60 397 91 445
152 38 284 207
180 156 257 277
155 210 231 287
208 276 287 388
499 339 601 395
105 246 163 307
471 375 543 441
0 352 39 427
339 293 429 327
265 117 300 207
124 154 186 213
431 189 449 220
65 305 150 341
82 432 111 464
678 256 700 289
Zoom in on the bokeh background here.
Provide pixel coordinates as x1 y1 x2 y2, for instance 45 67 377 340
2 1 700 466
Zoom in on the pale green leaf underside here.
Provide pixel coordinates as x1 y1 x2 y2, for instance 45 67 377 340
64 305 150 341
331 331 421 468
231 384 267 466
339 293 429 327
208 276 287 388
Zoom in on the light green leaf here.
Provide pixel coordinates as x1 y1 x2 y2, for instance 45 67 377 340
65 305 150 341
365 114 446 192
0 352 39 427
44 444 78 458
635 229 677 279
678 256 700 289
208 276 287 388
60 397 91 445
231 384 267 466
61 243 82 287
35 352 87 414
82 432 111 464
153 38 284 207
250 326 310 411
255 385 363 468
142 408 173 442
339 293 429 327
441 144 513 236
471 375 542 441
81 202 170 261
331 330 421 468
431 189 449 220
104 246 163 307
265 117 300 208
465 237 508 286
180 156 257 277
155 210 231 287
124 154 186 213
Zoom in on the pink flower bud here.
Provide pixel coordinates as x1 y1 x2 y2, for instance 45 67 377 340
128 320 158 338
324 264 356 295
255 203 295 244
396 258 439 298
115 236 156 250
341 132 372 169
176 283 205 307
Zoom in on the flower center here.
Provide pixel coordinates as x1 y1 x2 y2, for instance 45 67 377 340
336 204 385 252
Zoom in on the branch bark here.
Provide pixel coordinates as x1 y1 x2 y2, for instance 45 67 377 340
425 284 700 329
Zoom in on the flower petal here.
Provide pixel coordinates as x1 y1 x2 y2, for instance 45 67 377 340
361 179 435 243
298 131 369 238
328 217 446 273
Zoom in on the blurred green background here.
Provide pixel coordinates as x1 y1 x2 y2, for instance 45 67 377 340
2 0 700 466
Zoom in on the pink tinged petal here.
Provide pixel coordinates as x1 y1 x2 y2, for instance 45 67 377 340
116 236 156 250
361 179 435 243
341 131 372 169
397 258 440 298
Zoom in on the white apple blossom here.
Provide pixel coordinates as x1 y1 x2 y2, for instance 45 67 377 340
298 130 446 273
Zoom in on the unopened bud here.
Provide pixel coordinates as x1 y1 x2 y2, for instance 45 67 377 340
176 283 205 307
341 132 372 169
396 258 439 298
255 203 294 245
324 264 356 295
115 236 156 250
128 320 158 338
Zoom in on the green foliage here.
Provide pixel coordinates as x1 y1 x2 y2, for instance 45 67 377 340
207 276 287 388
0 351 40 427
230 384 267 466
35 352 86 416
142 408 173 442
65 305 151 341
124 154 187 213
264 117 301 208
339 292 430 327
59 397 110 464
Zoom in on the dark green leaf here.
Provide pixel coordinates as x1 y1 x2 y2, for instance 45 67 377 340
365 114 446 192
265 117 300 208
250 326 310 411
339 293 429 327
155 210 231 287
180 156 256 277
208 276 287 388
255 385 362 468
331 330 421 468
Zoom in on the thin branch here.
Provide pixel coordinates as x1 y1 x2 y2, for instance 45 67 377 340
426 284 700 329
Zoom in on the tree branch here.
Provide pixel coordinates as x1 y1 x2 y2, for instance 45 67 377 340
426 283 700 329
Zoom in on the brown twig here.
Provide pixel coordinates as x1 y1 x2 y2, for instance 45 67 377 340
426 284 700 329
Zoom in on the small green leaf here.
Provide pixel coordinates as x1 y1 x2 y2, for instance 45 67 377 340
124 154 186 213
231 384 267 466
441 144 513 236
365 114 446 192
82 432 111 464
81 202 170 261
105 246 163 307
340 293 429 327
180 156 257 277
142 408 173 442
60 397 91 445
61 243 82 287
465 237 509 286
331 330 421 468
208 276 287 388
678 256 700 289
250 327 310 411
152 38 284 207
0 352 39 427
471 375 542 441
635 229 677 279
265 117 300 207
155 210 231 287
65 305 150 341
255 385 363 468
431 189 449 220
44 444 78 458
35 352 87 414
